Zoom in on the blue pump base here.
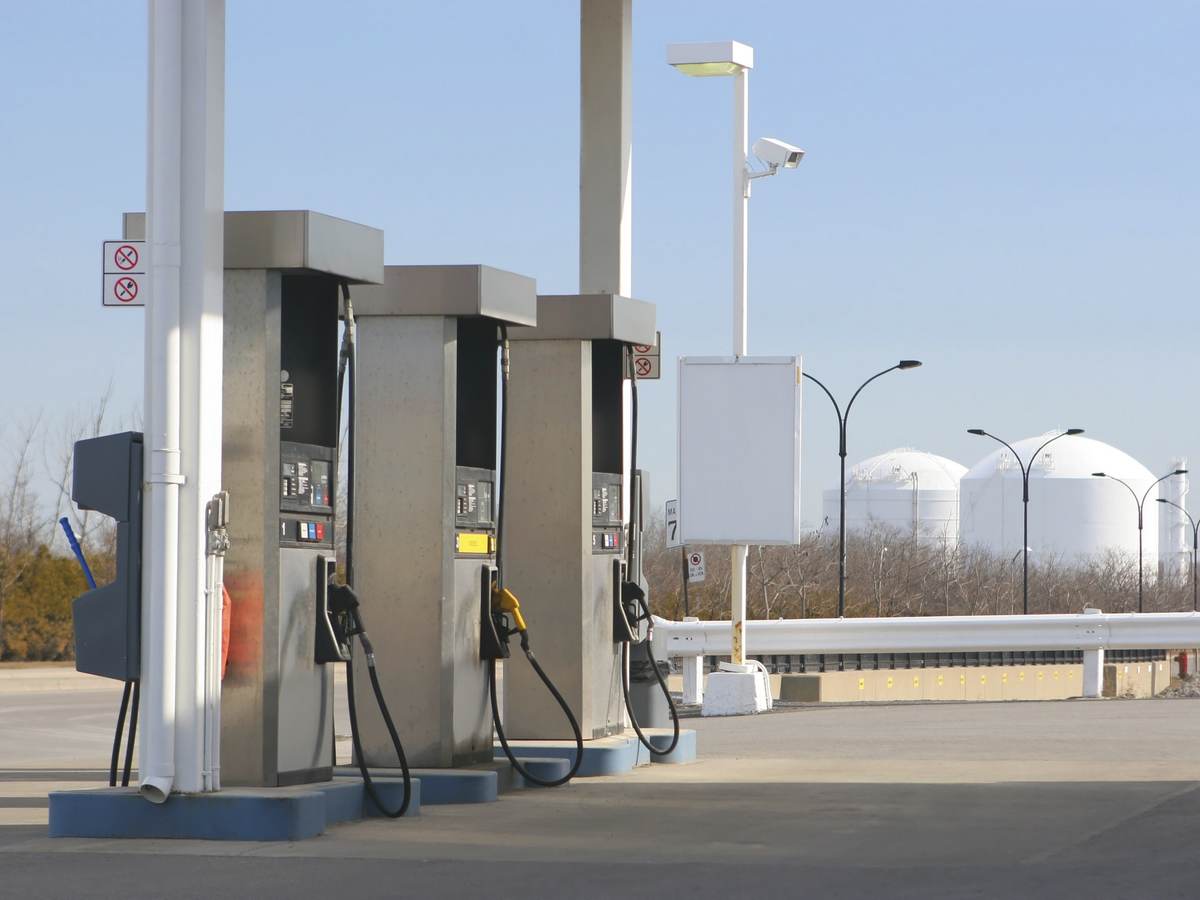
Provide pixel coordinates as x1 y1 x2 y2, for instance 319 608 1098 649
495 728 697 776
48 775 420 842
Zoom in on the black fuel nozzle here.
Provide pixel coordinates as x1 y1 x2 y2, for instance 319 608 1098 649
616 578 646 642
328 582 364 634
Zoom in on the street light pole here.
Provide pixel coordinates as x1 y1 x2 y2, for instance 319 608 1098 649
1156 498 1198 612
804 361 922 617
1094 468 1188 612
668 40 802 667
967 429 1084 615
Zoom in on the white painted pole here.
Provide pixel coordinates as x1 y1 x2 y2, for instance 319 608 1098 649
1081 607 1105 697
142 0 224 803
141 0 184 804
730 67 749 666
175 0 224 794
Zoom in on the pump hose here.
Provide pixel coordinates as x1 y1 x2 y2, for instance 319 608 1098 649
122 680 139 786
491 323 584 786
344 629 412 818
488 645 583 787
339 283 412 818
621 351 681 757
621 597 680 757
109 681 131 787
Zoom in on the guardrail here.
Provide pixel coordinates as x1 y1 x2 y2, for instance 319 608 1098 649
652 608 1200 705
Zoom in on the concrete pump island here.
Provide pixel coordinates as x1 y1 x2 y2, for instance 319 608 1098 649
4 2 1200 899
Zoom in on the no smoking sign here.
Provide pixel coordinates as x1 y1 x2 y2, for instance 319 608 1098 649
630 331 661 380
102 240 147 307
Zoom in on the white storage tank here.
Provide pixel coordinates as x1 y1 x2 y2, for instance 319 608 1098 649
959 432 1161 566
822 448 966 543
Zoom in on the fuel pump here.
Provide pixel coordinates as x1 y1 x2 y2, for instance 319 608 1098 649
350 266 581 785
502 293 657 745
118 211 412 805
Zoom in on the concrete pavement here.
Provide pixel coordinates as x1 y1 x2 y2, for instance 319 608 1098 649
2 673 1200 897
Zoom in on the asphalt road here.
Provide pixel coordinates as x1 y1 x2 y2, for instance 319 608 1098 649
2 678 1199 898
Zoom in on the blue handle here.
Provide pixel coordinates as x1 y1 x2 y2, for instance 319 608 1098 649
59 516 97 590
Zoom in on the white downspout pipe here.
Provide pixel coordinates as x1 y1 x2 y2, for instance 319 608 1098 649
141 0 184 804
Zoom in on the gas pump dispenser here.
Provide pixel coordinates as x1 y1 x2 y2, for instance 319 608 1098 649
121 210 388 789
502 293 656 742
350 266 538 769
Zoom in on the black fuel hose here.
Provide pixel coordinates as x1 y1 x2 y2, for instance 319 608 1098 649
109 681 131 787
344 621 412 818
121 680 139 786
338 284 412 818
489 644 583 787
621 599 680 757
622 355 681 757
490 323 584 786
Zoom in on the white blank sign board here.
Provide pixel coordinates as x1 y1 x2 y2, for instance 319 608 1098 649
677 356 802 545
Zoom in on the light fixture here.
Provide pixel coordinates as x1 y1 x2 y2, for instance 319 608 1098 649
666 41 754 77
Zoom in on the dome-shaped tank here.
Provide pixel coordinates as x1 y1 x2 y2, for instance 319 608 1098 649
959 432 1160 565
822 448 967 543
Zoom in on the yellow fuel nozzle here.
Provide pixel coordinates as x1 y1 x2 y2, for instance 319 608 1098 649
492 585 528 633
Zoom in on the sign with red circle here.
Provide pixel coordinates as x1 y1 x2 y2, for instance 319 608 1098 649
113 244 139 270
630 330 662 380
113 277 139 303
102 239 147 307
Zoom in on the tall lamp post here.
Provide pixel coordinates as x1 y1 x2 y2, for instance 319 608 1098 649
804 361 923 617
1093 468 1187 612
1156 498 1198 612
668 41 803 665
967 428 1084 615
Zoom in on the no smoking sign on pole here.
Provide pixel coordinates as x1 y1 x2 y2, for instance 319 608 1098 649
630 331 661 380
102 240 147 307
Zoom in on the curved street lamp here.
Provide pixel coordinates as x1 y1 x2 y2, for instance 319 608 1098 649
804 360 922 617
1156 498 1198 612
1093 468 1188 612
966 428 1084 614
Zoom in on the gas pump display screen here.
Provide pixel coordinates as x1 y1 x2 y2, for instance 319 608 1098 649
591 473 623 554
279 441 334 549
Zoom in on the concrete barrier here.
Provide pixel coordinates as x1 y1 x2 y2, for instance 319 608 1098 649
778 664 1086 703
1103 659 1171 698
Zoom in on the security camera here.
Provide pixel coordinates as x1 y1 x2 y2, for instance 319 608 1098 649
752 137 805 170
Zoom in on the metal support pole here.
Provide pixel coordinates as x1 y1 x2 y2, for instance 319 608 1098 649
838 447 847 617
1138 512 1145 613
729 66 749 664
681 546 690 618
1022 482 1030 616
142 0 225 803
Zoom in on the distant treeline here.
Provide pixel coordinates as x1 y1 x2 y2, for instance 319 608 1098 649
643 521 1196 621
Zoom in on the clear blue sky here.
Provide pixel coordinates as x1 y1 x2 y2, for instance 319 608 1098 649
2 1 1198 525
